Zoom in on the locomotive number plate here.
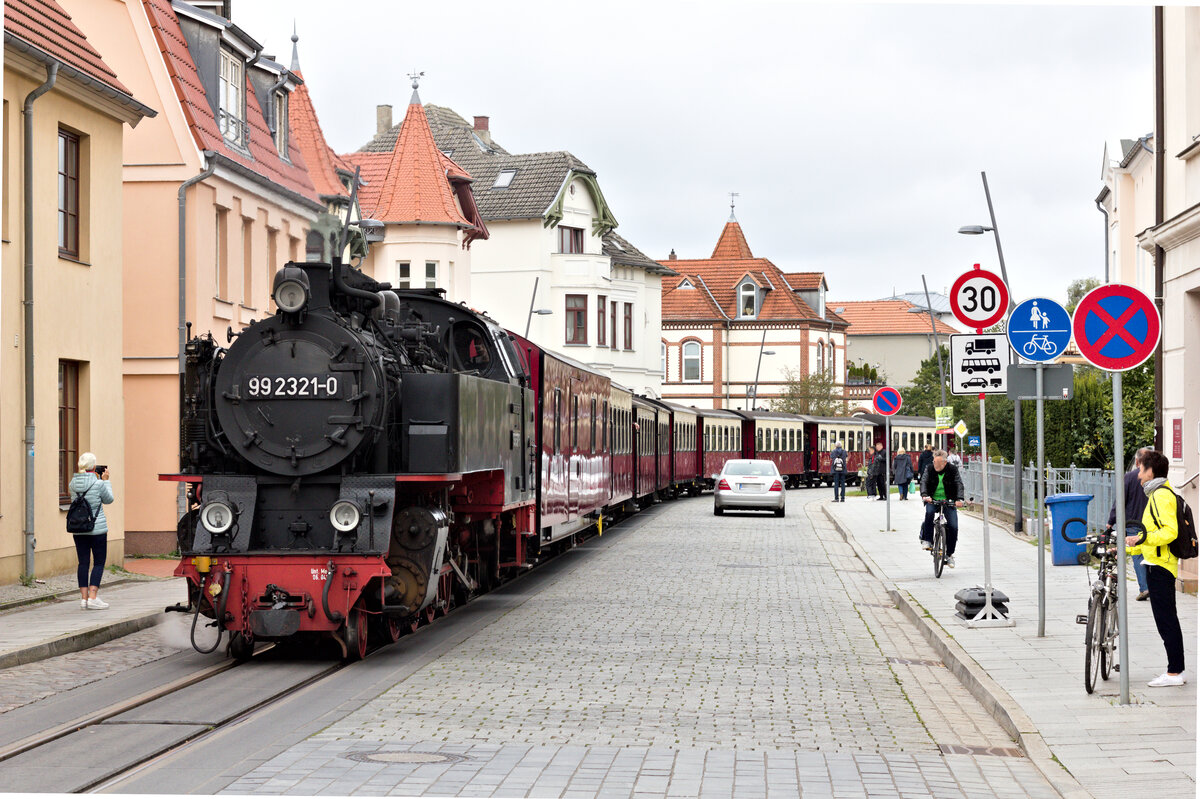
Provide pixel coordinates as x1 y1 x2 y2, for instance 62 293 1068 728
245 375 342 399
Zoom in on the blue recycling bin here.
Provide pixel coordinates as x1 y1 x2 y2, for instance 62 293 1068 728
1045 493 1093 566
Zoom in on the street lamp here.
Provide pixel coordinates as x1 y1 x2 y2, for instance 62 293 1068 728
751 349 775 410
525 308 552 338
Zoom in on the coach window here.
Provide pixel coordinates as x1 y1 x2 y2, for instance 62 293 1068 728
774 429 780 451
573 396 580 449
893 433 900 450
820 430 827 450
789 429 796 451
602 401 608 453
554 389 562 453
756 429 763 451
590 399 597 452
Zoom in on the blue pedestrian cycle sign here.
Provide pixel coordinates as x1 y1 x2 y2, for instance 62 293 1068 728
1007 298 1071 362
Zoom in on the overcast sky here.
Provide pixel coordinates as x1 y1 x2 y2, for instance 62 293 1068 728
235 1 1153 305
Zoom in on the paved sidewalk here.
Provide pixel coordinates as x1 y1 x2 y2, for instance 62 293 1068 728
0 570 187 668
824 494 1197 799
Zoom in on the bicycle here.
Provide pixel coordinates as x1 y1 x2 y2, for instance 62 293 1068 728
928 500 951 578
1022 334 1058 356
1061 517 1135 694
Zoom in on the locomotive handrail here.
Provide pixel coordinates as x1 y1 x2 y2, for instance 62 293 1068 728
321 560 344 623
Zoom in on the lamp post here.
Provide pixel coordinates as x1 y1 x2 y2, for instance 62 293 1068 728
525 308 552 338
959 170 1023 532
751 348 776 410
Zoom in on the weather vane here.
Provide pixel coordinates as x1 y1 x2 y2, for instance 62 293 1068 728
408 70 425 90
728 192 739 220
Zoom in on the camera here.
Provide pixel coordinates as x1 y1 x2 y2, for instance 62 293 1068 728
95 465 108 476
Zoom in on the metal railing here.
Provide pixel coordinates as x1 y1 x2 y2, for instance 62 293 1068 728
960 460 1116 534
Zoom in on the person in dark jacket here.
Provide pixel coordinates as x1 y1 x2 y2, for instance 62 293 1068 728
1107 447 1151 600
892 448 915 499
68 452 115 610
919 450 965 566
830 443 848 502
869 441 888 500
917 445 934 482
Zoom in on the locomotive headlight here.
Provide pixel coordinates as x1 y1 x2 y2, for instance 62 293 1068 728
274 279 308 313
200 500 235 534
330 500 361 532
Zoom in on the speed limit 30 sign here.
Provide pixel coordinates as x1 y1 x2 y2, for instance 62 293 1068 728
950 264 1009 330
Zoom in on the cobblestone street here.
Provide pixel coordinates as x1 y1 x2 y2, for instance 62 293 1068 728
217 497 1058 798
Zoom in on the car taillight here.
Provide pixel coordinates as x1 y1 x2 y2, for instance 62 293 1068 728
717 479 730 491
769 480 783 492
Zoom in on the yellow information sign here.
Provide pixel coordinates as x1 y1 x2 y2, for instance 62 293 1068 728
935 405 954 434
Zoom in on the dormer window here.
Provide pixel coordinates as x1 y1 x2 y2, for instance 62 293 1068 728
273 91 289 157
677 278 694 289
218 49 245 147
739 283 757 318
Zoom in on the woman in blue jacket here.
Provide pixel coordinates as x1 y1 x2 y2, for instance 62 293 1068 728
68 452 114 610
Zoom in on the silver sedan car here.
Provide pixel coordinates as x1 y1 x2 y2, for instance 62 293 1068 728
713 459 786 517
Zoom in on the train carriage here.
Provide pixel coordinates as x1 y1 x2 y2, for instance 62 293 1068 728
806 416 875 486
632 396 660 504
608 383 635 510
699 409 745 489
663 402 701 497
737 411 810 488
854 413 941 475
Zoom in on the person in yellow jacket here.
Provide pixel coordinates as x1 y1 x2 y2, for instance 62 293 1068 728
1125 450 1185 687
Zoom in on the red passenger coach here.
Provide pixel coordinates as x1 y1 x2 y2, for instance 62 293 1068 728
738 411 809 488
699 409 745 489
663 402 702 497
632 396 661 504
607 384 635 510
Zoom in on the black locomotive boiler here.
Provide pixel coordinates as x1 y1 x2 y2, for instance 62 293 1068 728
171 261 537 659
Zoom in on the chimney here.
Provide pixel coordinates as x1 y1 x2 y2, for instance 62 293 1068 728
376 104 393 136
668 249 677 261
473 115 492 146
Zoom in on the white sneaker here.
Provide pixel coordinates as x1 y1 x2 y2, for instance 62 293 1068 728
1147 672 1186 687
86 597 109 610
946 556 956 568
921 541 932 551
80 599 88 610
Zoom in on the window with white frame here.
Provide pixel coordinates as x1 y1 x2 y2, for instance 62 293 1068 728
816 341 824 373
273 91 289 157
739 284 756 317
682 341 701 382
660 342 666 375
424 261 437 289
396 261 410 288
218 50 245 147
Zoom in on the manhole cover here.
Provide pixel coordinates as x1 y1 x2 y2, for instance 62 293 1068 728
344 751 468 764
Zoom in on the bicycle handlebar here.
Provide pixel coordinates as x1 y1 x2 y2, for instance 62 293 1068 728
1059 516 1091 543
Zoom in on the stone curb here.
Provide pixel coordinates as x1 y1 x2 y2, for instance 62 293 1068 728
0 577 155 614
820 503 1093 799
0 612 163 670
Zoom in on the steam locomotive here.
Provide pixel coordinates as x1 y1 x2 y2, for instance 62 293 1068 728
170 259 939 660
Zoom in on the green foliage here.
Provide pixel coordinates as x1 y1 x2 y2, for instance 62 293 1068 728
772 366 843 416
1066 277 1101 314
18 573 33 588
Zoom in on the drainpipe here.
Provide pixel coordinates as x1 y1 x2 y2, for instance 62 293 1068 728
1095 193 1110 283
1153 5 1165 451
22 63 58 579
177 152 217 518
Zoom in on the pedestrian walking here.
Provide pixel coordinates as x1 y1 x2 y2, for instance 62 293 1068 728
946 448 962 468
870 441 888 501
917 444 934 483
919 449 965 567
1107 447 1151 601
892 448 914 500
1127 450 1186 687
68 452 114 610
830 442 848 502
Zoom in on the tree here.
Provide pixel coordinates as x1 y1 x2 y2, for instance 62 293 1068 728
772 366 843 415
1066 277 1101 314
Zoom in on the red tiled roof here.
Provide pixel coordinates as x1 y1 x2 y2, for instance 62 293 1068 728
140 0 320 204
366 98 473 226
711 221 753 259
340 151 389 213
289 69 347 200
782 272 825 290
4 0 133 96
663 274 726 320
827 299 957 335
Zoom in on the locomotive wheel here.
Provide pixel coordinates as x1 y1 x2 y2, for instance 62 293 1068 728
385 616 404 643
343 608 368 662
229 632 254 662
425 604 437 624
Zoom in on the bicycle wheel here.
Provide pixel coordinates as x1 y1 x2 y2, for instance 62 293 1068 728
932 521 946 579
1084 596 1104 694
1101 598 1117 680
1023 340 1038 356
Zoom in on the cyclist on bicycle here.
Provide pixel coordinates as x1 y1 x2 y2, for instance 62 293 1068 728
919 449 965 567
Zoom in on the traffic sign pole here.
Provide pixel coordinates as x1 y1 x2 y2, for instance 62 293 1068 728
1114 371 1129 704
1036 364 1046 638
885 416 891 532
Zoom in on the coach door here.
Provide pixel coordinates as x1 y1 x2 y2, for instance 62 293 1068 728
567 390 579 517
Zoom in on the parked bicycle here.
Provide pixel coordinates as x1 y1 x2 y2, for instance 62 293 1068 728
1061 517 1139 693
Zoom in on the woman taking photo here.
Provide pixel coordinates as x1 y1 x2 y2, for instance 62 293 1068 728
68 452 114 610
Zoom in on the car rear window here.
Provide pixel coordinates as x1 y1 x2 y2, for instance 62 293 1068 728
724 462 778 476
